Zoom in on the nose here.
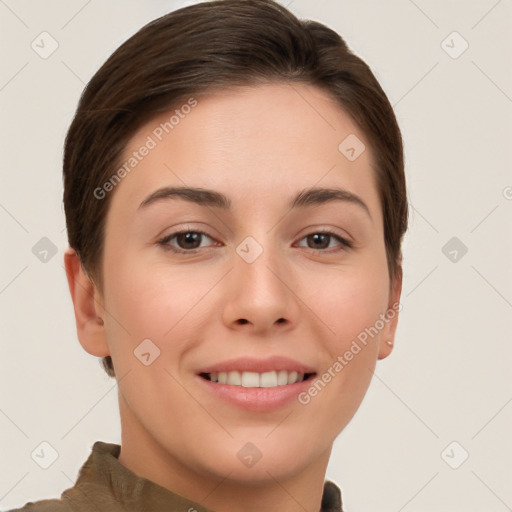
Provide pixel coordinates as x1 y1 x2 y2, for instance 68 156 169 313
221 240 301 335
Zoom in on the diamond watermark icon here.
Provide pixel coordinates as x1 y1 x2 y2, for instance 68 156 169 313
31 441 59 469
441 441 469 469
442 237 468 263
31 31 59 59
237 442 262 468
236 236 263 264
32 237 58 263
338 134 366 162
441 31 469 59
134 338 161 366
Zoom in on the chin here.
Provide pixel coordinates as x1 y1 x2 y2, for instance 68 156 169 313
201 435 321 484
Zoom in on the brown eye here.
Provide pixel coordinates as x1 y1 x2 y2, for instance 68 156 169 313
296 231 352 251
306 233 331 249
175 232 203 249
158 230 216 253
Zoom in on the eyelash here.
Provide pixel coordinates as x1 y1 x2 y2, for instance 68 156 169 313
156 229 353 254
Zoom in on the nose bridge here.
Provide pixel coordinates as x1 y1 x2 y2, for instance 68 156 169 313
236 232 285 297
222 232 299 331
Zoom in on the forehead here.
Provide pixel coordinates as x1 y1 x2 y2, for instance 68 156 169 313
108 83 380 218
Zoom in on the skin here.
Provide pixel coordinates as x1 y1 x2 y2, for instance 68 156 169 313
64 82 402 512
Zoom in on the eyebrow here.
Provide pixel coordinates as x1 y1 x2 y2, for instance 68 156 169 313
138 186 371 218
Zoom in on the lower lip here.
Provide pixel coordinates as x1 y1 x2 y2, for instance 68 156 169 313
196 375 314 412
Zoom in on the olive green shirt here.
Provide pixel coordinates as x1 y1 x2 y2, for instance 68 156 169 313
7 441 343 512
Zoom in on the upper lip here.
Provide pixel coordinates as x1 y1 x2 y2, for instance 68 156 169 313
196 356 316 375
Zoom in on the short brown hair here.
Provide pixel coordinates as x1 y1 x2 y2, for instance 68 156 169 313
63 0 408 378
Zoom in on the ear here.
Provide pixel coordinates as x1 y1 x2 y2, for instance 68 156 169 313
64 247 110 357
377 265 403 360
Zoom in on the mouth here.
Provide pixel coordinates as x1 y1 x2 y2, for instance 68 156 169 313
195 356 318 411
199 370 316 387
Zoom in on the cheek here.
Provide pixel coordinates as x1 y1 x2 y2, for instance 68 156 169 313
308 259 390 348
102 254 219 358
298 267 389 435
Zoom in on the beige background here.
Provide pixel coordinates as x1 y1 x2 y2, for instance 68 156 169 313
1 1 511 510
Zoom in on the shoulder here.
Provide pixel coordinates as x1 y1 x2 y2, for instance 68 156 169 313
4 497 72 511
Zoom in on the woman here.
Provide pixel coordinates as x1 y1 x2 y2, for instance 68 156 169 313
9 0 407 510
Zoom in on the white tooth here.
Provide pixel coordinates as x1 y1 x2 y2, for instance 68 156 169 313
241 371 260 388
287 371 298 384
260 371 278 387
227 371 241 385
211 370 304 387
277 370 289 386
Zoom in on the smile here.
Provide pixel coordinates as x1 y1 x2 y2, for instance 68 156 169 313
200 370 316 387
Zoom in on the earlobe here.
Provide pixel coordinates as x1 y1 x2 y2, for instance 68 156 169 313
64 247 110 357
378 339 394 360
377 266 403 360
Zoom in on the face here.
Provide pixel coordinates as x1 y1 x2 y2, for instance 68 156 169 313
86 83 400 487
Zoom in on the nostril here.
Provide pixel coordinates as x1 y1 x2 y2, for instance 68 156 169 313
238 318 249 324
